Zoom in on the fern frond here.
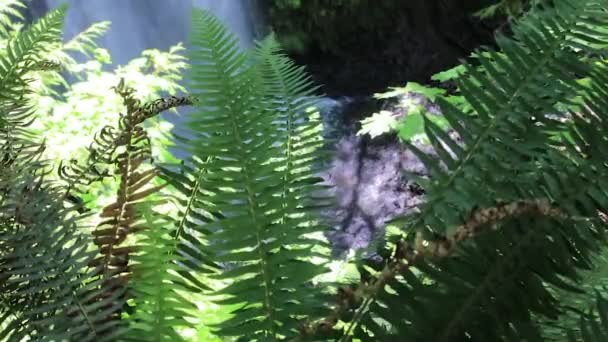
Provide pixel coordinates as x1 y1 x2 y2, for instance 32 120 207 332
0 0 25 38
0 7 144 340
84 80 167 327
0 4 65 108
126 207 197 341
298 0 608 340
160 9 332 340
62 21 111 58
254 34 329 212
538 248 608 340
0 170 128 341
568 291 608 341
58 79 193 200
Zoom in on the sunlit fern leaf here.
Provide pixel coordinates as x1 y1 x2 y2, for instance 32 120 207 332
0 4 65 108
324 0 608 340
0 0 25 38
254 34 332 233
125 206 197 342
158 9 332 340
61 21 110 59
0 5 65 136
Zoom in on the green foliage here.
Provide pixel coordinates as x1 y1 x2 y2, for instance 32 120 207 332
126 208 197 341
17 19 188 209
0 5 126 340
0 3 194 340
357 111 399 139
358 82 451 141
0 0 25 37
576 293 608 341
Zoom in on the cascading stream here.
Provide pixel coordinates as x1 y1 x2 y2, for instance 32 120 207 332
39 0 264 66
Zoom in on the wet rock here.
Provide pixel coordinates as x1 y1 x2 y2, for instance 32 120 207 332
317 92 451 258
320 133 432 257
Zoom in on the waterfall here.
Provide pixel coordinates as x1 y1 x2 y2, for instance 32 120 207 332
192 0 264 48
39 0 264 67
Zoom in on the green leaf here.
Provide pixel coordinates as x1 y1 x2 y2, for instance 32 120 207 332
396 110 425 140
431 64 467 82
358 110 399 138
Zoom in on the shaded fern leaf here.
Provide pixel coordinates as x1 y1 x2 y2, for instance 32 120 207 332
568 291 608 341
325 0 608 340
0 160 127 341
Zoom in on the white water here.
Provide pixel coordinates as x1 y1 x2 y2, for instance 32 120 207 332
193 0 263 48
42 0 263 67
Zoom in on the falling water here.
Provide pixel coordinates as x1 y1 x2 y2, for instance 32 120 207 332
40 0 264 67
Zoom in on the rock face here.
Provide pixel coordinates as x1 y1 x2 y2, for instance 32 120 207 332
318 94 441 257
322 135 431 257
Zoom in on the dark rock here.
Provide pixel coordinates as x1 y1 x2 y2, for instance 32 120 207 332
317 91 456 258
269 0 504 96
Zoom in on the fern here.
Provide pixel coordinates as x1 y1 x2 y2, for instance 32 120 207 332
294 0 608 340
157 9 333 340
0 3 64 107
566 291 608 341
0 0 25 38
0 6 129 341
125 207 197 341
60 21 111 61
3 2 608 340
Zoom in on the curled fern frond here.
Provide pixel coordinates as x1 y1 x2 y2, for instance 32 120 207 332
59 79 193 197
86 81 167 323
30 60 61 71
